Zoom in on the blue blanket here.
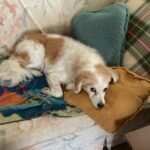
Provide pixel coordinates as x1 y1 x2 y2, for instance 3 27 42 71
0 76 67 122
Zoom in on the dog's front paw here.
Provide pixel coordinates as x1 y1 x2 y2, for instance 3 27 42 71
42 87 52 95
42 87 63 97
51 90 63 97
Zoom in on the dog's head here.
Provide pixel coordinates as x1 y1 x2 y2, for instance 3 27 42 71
74 65 118 108
0 58 42 87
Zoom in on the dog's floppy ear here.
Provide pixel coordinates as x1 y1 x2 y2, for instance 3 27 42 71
74 71 95 94
96 65 119 83
74 75 83 94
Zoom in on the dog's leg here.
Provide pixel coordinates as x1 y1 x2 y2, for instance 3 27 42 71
28 69 43 77
44 74 63 97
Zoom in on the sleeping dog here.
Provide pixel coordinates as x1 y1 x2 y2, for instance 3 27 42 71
0 32 118 108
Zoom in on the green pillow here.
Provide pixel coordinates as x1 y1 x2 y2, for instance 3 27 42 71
72 2 129 66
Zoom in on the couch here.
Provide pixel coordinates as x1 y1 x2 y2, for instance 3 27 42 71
0 0 149 149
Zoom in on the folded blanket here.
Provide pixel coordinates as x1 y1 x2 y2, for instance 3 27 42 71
0 76 65 120
0 75 82 124
72 2 129 66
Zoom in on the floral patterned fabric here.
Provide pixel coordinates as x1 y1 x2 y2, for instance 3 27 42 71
0 0 37 49
0 115 112 150
0 0 116 49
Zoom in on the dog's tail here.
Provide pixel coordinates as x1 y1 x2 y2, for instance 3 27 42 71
0 45 10 59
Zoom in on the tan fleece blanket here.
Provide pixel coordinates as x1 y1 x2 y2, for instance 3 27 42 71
64 67 150 133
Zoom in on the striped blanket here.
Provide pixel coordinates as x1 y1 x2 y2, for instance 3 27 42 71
123 0 150 79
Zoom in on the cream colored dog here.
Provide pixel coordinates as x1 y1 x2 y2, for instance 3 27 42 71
0 32 118 108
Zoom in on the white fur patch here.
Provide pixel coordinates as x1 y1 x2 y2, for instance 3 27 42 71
46 34 63 39
16 39 45 70
44 36 105 84
0 59 32 86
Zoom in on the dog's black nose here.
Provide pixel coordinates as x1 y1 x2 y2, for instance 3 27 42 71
97 103 104 108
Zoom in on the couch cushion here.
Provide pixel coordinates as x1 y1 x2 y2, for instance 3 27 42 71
64 67 150 133
72 2 129 66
